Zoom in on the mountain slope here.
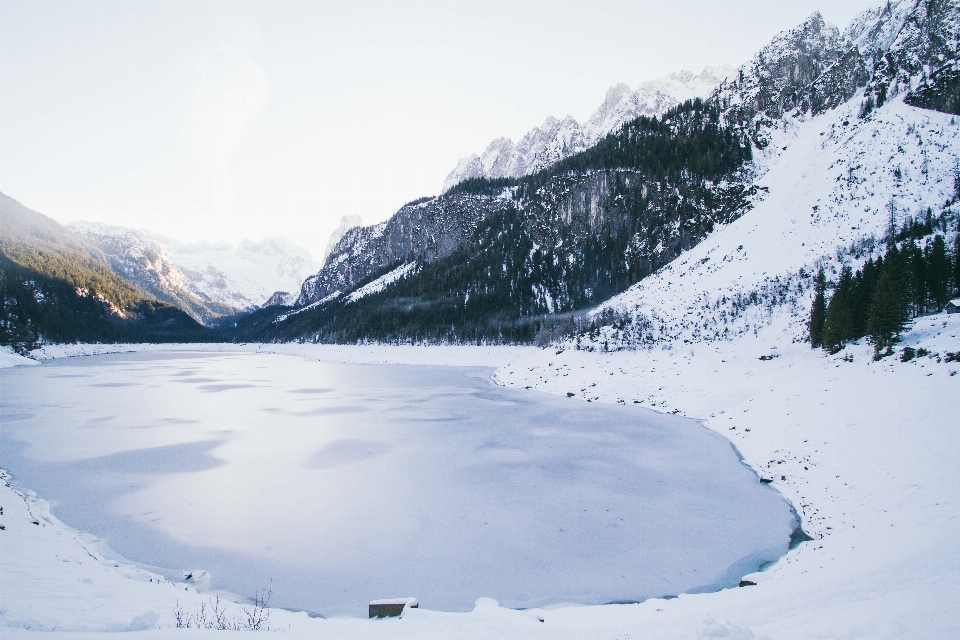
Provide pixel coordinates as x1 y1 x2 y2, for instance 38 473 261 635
576 0 960 350
68 222 238 325
241 99 758 343
69 222 319 317
579 96 958 350
243 0 958 347
0 193 209 349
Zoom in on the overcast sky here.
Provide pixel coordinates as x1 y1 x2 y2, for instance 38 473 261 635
1 0 882 258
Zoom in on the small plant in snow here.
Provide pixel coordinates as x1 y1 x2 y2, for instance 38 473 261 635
173 589 272 631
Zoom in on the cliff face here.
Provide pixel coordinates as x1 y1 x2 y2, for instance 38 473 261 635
517 169 761 282
714 11 869 149
298 194 515 306
851 0 960 101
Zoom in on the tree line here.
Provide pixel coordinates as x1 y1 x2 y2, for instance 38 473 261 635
809 219 959 357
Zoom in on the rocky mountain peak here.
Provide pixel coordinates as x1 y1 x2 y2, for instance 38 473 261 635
323 215 363 265
441 66 733 193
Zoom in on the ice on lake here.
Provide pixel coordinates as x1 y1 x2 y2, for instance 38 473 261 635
0 351 798 616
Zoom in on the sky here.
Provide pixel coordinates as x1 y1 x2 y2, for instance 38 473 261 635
0 0 884 259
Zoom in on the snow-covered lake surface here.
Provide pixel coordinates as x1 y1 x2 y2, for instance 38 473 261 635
0 351 797 617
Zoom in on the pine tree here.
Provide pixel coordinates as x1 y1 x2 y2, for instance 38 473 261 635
868 270 907 357
954 232 960 297
954 158 960 201
822 266 854 353
809 268 827 348
883 243 910 320
927 234 951 310
904 239 927 315
851 258 879 339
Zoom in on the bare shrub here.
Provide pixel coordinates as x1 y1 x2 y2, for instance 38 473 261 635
173 589 272 631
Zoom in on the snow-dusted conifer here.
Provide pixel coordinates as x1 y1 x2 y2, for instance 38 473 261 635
927 234 951 310
822 266 854 353
868 269 907 357
809 268 827 348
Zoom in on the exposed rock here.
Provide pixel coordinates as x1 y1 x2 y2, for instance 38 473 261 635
71 222 319 319
441 66 734 192
323 215 363 265
297 194 514 307
263 291 296 308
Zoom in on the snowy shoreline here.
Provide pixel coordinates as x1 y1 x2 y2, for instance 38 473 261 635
2 319 959 637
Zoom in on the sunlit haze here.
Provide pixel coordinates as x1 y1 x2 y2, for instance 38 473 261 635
1 0 881 258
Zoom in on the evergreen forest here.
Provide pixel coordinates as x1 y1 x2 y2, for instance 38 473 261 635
809 210 960 357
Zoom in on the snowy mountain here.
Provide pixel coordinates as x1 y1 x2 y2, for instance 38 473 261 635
166 235 319 311
577 0 960 351
296 194 513 309
323 215 363 265
4 1 960 636
66 221 235 325
441 66 733 192
581 97 958 349
0 194 207 346
70 222 319 322
242 0 958 348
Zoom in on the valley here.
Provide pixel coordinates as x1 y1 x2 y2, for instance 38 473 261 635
1 0 959 637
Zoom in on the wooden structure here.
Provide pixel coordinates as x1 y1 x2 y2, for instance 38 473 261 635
369 597 418 618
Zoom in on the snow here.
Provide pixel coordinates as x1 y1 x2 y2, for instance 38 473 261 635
69 222 320 310
441 66 732 192
5 94 960 637
0 467 315 633
346 262 416 302
369 598 418 606
584 95 960 348
273 291 340 322
0 347 37 369
5 4 960 636
4 311 960 637
492 312 960 639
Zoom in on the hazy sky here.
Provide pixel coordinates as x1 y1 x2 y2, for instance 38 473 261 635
1 0 882 258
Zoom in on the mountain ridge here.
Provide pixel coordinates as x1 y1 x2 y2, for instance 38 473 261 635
248 0 960 347
69 222 319 321
441 66 734 193
0 192 209 348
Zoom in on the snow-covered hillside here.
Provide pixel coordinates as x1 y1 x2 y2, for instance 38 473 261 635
441 66 732 192
576 95 958 350
70 223 319 316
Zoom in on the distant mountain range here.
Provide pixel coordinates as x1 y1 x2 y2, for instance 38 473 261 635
0 191 319 350
441 66 733 192
0 192 207 348
70 222 319 322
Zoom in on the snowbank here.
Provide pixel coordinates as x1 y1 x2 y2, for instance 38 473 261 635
493 311 960 638
0 346 37 369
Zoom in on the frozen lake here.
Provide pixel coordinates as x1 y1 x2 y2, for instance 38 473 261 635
0 351 797 616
